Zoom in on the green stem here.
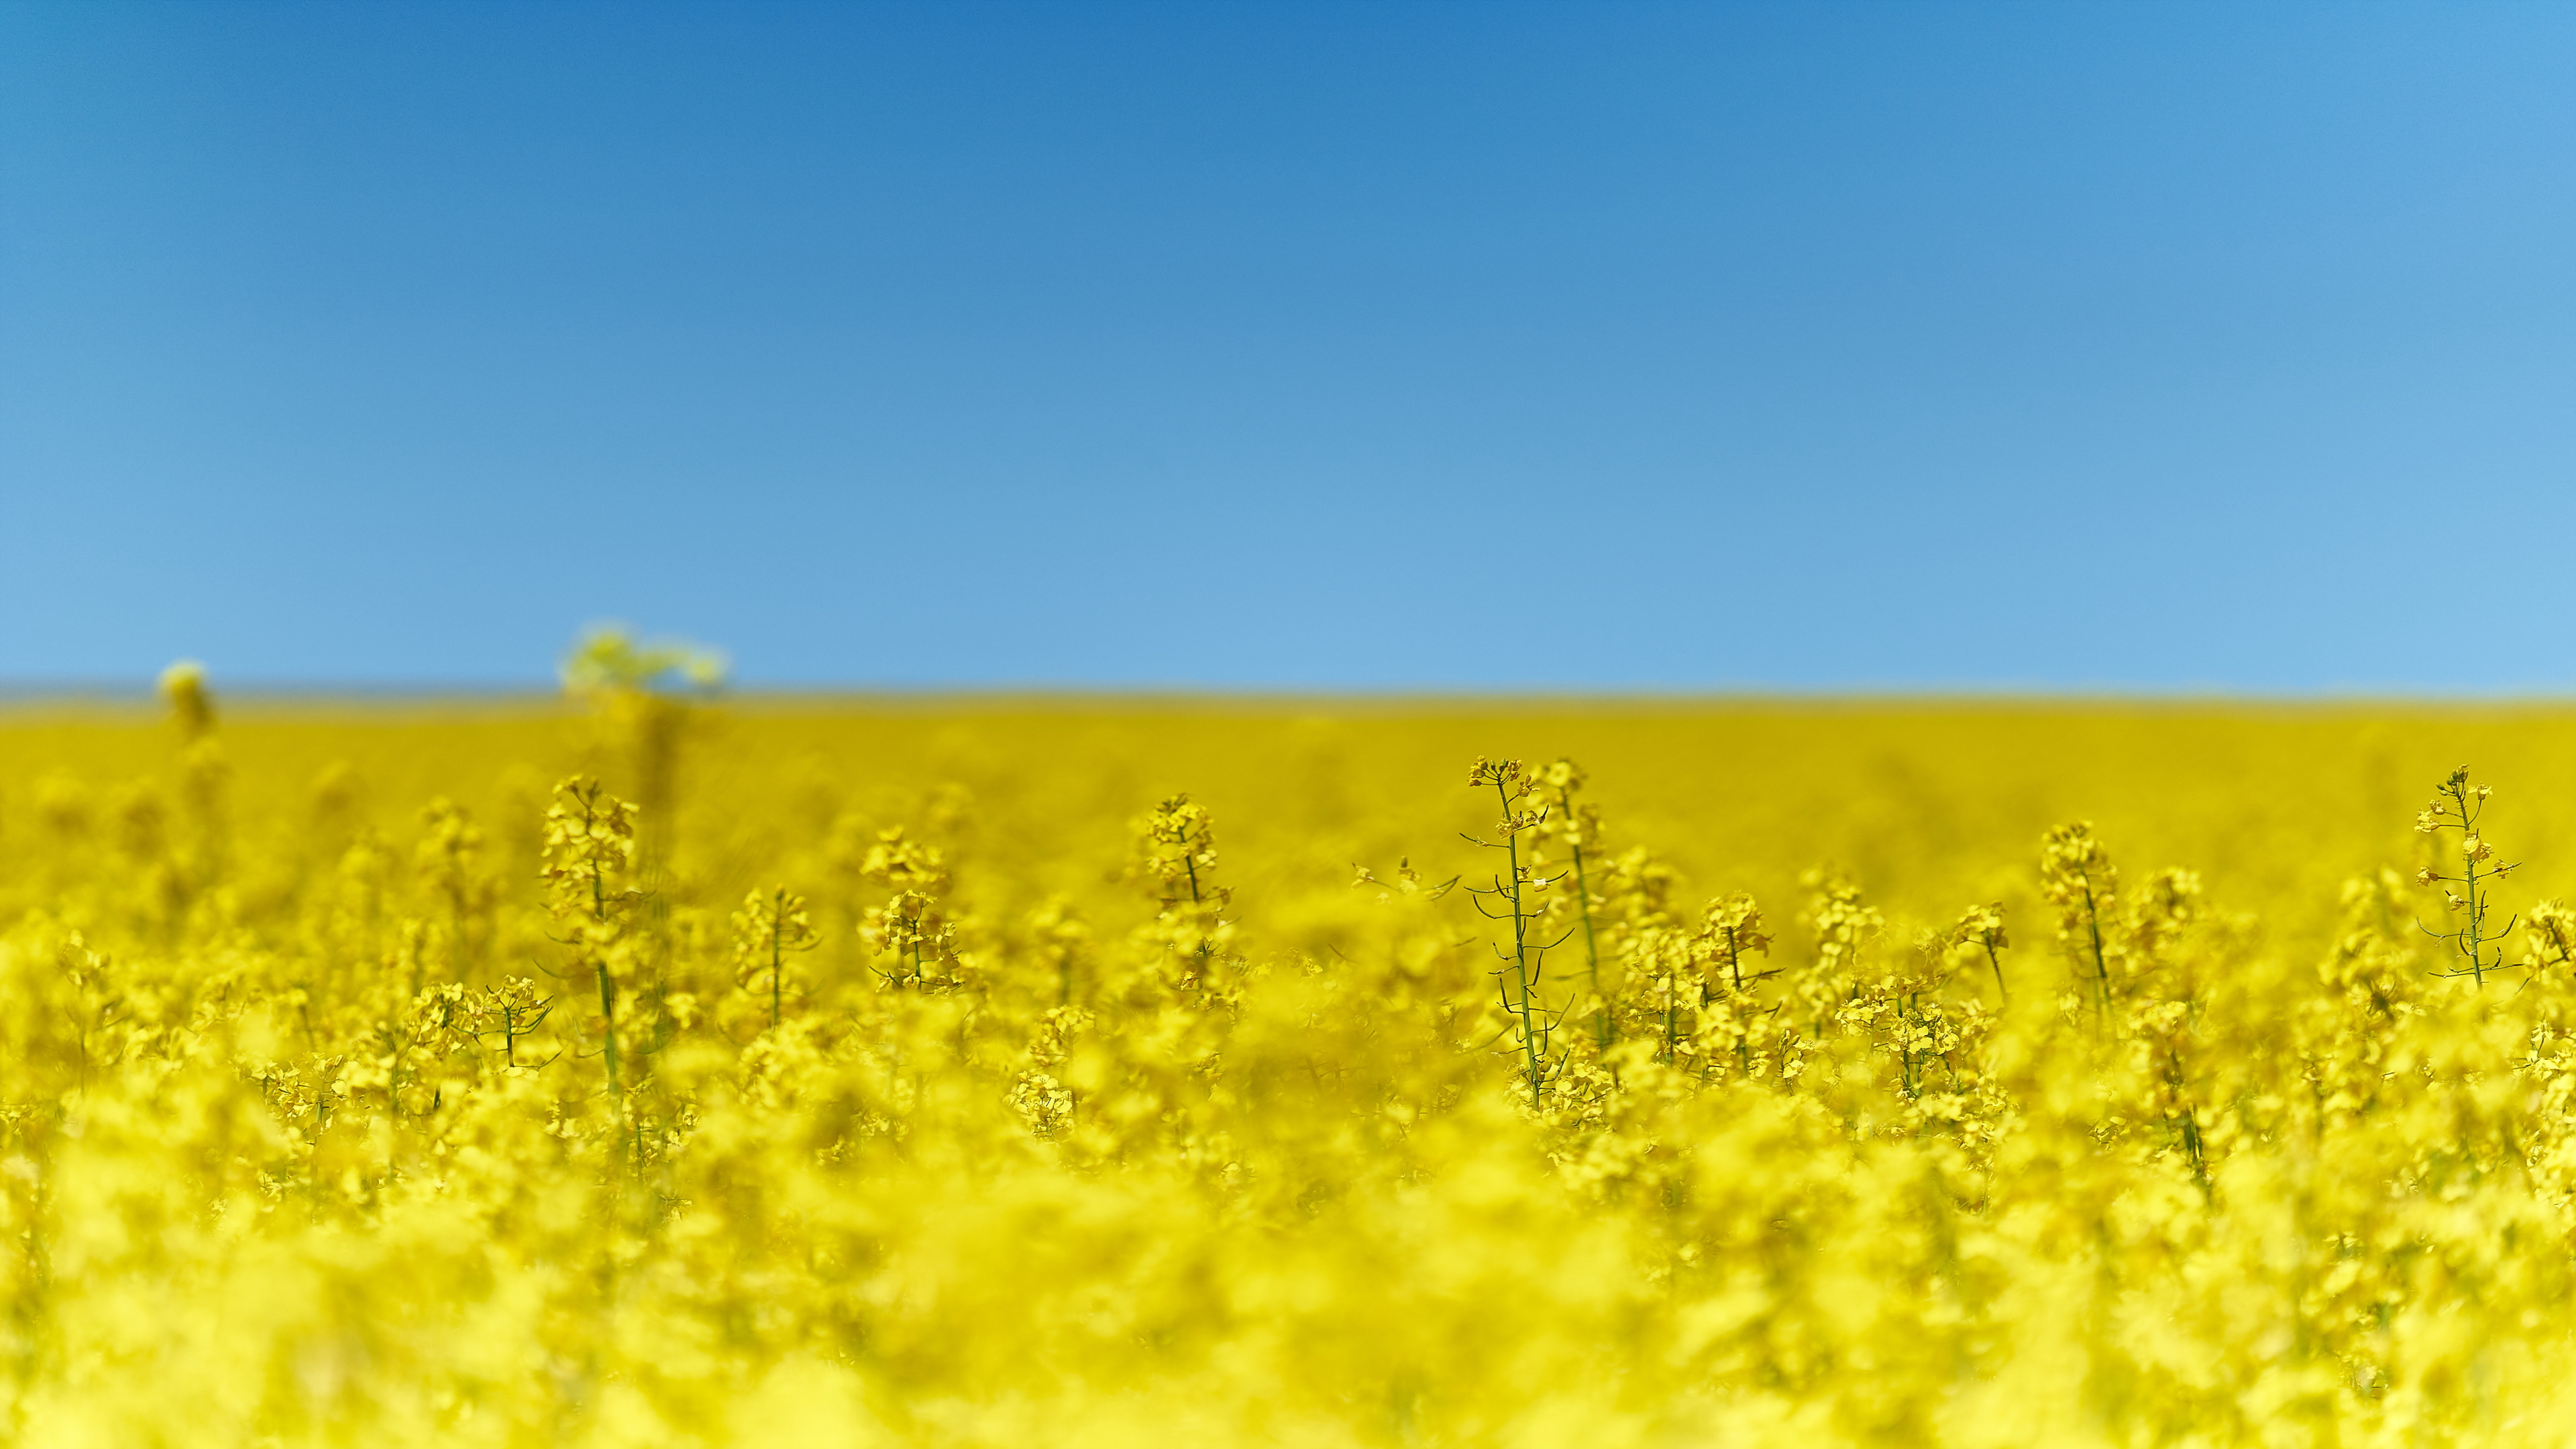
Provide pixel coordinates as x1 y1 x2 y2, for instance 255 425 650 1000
1901 991 1918 1097
1497 781 1543 1103
769 902 784 1028
589 853 623 1105
2080 872 2110 1021
1662 975 1677 1067
2459 784 2487 985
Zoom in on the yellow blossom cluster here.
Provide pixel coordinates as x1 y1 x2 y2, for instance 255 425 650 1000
12 689 2576 1444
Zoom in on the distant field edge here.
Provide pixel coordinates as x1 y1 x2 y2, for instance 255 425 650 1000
10 686 2576 722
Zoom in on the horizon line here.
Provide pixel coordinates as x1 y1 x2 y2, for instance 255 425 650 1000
11 681 2576 712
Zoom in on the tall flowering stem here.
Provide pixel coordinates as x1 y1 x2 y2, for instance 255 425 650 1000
1537 760 1611 1049
2416 766 2520 985
541 776 643 1160
1464 757 1566 1105
1951 902 2011 1005
2041 824 2118 1024
733 887 820 1030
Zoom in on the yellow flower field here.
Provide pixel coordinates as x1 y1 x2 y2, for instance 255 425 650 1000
11 675 2576 1446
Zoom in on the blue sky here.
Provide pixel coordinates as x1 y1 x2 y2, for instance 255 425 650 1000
5 1 2575 690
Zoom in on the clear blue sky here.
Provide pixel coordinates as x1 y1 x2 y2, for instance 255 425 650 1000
6 2 2575 691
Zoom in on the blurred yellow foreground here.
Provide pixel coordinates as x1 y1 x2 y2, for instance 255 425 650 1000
6 692 2576 1446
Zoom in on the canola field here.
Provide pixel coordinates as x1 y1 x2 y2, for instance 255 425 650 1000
13 669 2576 1446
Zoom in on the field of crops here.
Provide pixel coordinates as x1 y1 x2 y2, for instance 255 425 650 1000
12 669 2576 1446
